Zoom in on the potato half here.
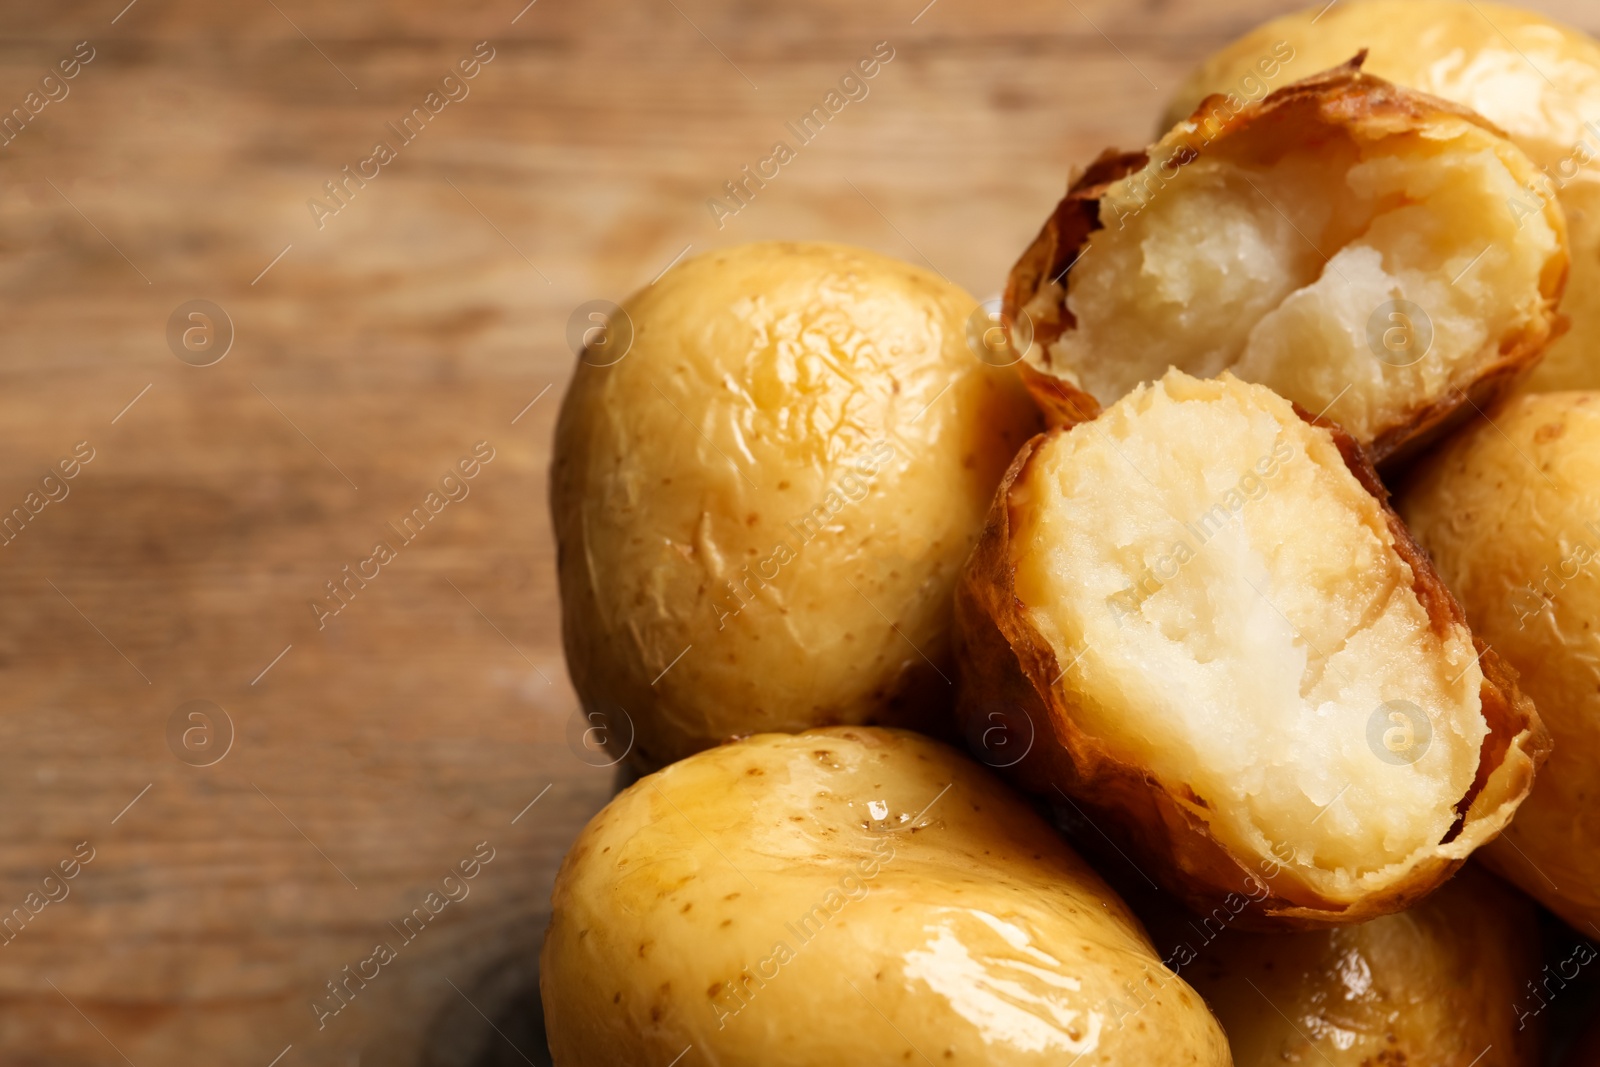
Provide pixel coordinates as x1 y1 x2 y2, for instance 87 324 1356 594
1179 867 1544 1065
954 369 1546 927
1166 0 1600 393
1401 392 1600 934
1006 60 1567 462
540 727 1231 1065
552 242 1039 769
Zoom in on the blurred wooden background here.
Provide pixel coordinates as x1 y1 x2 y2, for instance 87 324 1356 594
0 0 1596 1064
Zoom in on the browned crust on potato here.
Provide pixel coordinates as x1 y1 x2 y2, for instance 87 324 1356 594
953 404 1549 930
1002 55 1568 465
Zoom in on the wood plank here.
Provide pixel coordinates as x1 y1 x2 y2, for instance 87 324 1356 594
0 0 1593 1063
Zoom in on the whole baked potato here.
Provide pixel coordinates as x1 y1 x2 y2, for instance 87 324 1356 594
552 242 1039 769
1178 867 1544 1065
1401 391 1600 935
955 369 1546 928
1007 60 1567 462
1166 0 1600 393
539 727 1231 1065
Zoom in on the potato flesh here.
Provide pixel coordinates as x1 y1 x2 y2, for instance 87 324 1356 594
1053 131 1559 443
1012 373 1487 889
1164 0 1600 391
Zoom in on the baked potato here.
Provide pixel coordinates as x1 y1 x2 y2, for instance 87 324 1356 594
551 241 1039 769
1166 0 1600 393
1178 867 1544 1065
1006 60 1568 462
1400 391 1600 934
954 368 1547 928
540 726 1231 1065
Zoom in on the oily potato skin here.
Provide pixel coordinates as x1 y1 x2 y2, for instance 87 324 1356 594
540 727 1231 1066
552 242 1039 769
955 402 1545 929
1166 0 1600 392
1178 867 1544 1066
1007 61 1568 464
1401 392 1600 933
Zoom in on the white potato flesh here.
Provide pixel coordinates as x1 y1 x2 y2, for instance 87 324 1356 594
1051 131 1560 444
1011 371 1487 895
1164 0 1600 392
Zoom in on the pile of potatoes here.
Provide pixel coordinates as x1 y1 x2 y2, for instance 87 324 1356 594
543 3 1600 1063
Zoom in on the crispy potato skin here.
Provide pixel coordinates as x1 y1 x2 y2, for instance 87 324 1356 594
954 399 1546 929
1177 867 1544 1066
1005 61 1568 464
1401 392 1600 933
551 242 1039 770
1165 0 1600 392
539 727 1231 1065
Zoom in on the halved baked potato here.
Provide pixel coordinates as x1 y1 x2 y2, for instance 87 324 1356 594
540 727 1230 1065
1166 0 1600 393
552 242 1039 770
1400 391 1600 935
954 369 1547 928
1007 60 1567 462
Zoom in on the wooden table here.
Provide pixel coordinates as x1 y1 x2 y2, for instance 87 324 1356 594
1 0 1594 1064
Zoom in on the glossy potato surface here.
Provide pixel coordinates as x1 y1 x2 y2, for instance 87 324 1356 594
1401 392 1600 933
1166 0 1600 392
1184 868 1543 1066
540 727 1231 1065
551 242 1039 769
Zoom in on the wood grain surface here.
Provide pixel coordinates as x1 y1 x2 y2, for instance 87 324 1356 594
1 0 1596 1064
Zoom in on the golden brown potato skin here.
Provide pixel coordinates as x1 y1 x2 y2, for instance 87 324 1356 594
1181 867 1544 1066
955 404 1545 929
540 727 1231 1065
1401 392 1600 934
551 242 1039 769
1166 0 1600 392
1006 60 1567 464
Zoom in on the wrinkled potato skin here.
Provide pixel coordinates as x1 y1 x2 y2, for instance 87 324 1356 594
1180 868 1544 1066
1401 392 1600 933
552 242 1039 769
1166 0 1600 392
1007 61 1567 464
540 727 1231 1066
955 408 1546 929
